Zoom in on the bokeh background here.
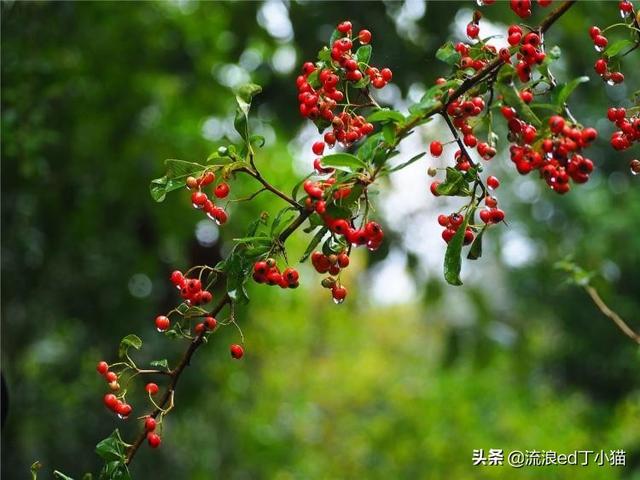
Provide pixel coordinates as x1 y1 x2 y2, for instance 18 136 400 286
2 1 639 479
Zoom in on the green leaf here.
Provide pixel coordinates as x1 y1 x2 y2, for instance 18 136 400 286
118 334 142 359
387 152 426 173
408 84 444 116
149 159 207 202
150 359 169 369
317 47 331 62
271 207 297 237
31 461 42 480
100 461 132 480
82 474 93 480
53 472 75 480
367 108 405 124
435 41 461 65
467 227 486 260
355 45 372 65
435 167 469 196
234 83 262 143
444 209 473 286
498 84 541 127
357 132 385 162
553 76 589 107
604 39 633 58
321 153 367 172
300 227 328 263
329 29 341 46
95 430 127 462
382 123 396 145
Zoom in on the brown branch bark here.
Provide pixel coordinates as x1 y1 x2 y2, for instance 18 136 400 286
585 286 640 344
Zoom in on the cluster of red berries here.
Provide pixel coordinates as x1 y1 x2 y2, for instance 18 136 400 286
504 108 597 193
436 93 496 163
454 42 491 73
144 416 161 449
193 316 218 336
187 171 229 225
297 20 390 153
310 251 349 303
98 362 133 419
608 107 640 151
327 217 384 251
590 27 626 86
508 0 552 19
252 258 300 289
438 213 475 245
171 270 213 306
506 27 546 83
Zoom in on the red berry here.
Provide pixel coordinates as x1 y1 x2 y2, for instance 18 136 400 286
380 68 393 82
519 89 533 104
155 315 170 332
191 191 207 208
97 361 109 375
594 58 608 75
103 394 118 410
145 383 159 395
204 316 217 330
589 26 601 39
105 371 117 383
358 29 372 44
145 417 157 432
593 35 608 49
230 344 244 359
116 403 132 418
337 21 352 34
486 176 500 190
170 270 184 285
199 171 215 186
214 183 230 199
430 181 441 196
466 22 480 39
337 253 350 268
331 285 347 302
430 141 443 157
147 432 161 449
312 141 325 155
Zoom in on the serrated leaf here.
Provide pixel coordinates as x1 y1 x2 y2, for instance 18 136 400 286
408 84 444 116
118 334 142 359
96 430 126 462
444 209 473 286
317 47 331 62
435 167 469 196
553 76 589 107
150 359 169 369
357 132 385 162
300 227 328 263
367 108 405 123
355 45 372 65
467 227 485 260
321 153 367 172
436 41 461 66
605 39 633 58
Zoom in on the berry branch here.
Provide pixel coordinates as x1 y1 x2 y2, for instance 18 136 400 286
49 2 638 478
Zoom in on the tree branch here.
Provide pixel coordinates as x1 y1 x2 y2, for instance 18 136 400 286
585 286 640 344
122 1 578 470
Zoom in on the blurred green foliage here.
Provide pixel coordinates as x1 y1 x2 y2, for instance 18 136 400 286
2 1 639 479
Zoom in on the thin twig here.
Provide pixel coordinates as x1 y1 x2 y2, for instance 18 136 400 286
585 286 640 344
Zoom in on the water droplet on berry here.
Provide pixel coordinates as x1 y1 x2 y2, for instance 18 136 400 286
476 0 485 5
156 327 164 333
620 8 630 18
117 414 129 420
333 297 345 305
214 218 222 226
594 45 604 53
606 77 616 86
192 203 201 209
